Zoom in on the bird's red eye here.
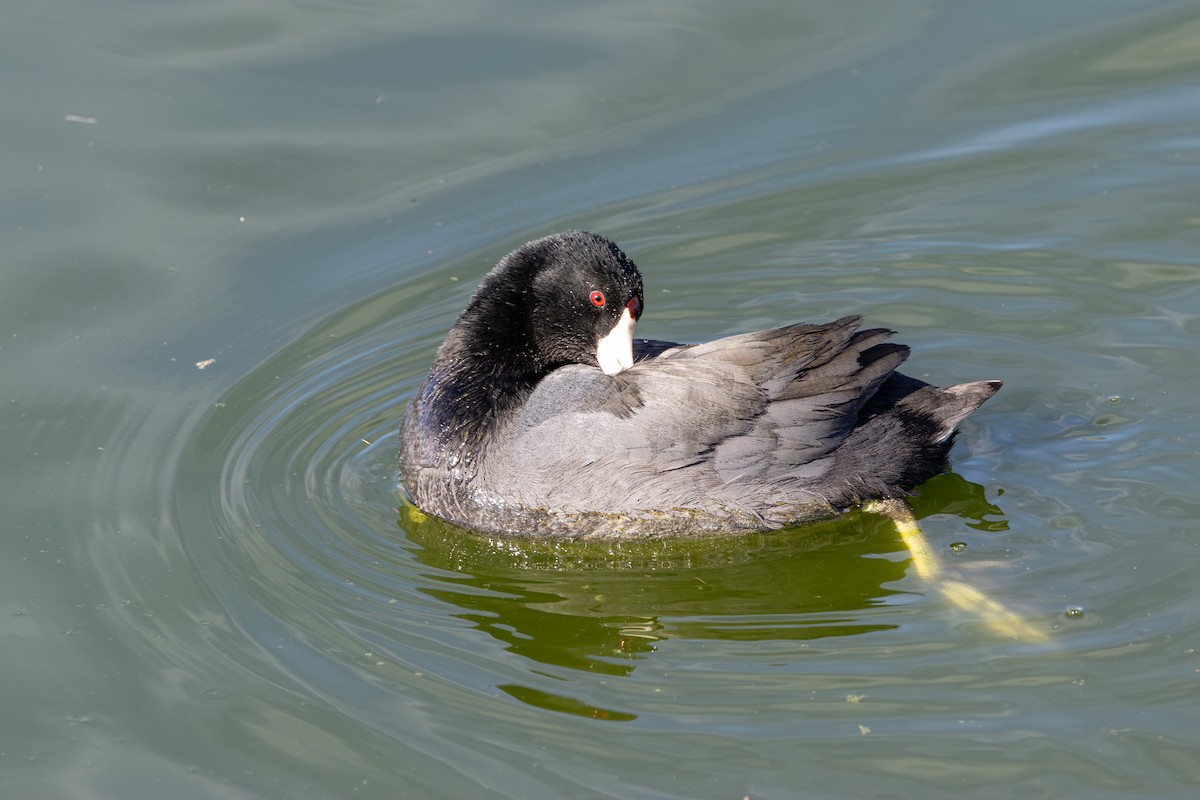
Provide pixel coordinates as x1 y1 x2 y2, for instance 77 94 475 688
590 290 606 307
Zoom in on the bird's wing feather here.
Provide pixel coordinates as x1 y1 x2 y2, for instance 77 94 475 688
492 316 908 515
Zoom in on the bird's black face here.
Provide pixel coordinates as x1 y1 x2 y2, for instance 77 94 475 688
591 291 643 375
527 233 644 374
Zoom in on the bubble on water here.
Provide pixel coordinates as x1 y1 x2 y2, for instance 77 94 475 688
199 687 237 705
1065 606 1085 619
949 542 967 553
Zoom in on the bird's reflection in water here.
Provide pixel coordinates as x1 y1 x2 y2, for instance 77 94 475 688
398 472 1012 723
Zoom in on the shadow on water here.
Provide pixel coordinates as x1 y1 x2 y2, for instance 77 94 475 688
398 472 1004 719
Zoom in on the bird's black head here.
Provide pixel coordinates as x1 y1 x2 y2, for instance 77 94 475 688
456 230 645 377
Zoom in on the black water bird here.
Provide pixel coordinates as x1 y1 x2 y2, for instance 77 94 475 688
400 231 1000 539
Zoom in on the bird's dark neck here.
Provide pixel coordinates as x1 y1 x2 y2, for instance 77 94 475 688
430 348 535 433
411 296 548 463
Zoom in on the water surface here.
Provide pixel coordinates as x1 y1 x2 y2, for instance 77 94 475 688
3 1 1199 798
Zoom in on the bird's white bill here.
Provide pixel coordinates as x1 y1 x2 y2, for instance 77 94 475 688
596 306 637 375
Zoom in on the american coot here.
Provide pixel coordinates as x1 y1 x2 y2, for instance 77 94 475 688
400 231 1001 539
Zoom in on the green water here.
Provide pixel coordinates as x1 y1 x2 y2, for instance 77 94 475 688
3 1 1199 798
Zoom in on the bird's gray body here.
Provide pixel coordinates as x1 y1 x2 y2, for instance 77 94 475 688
401 311 1000 539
